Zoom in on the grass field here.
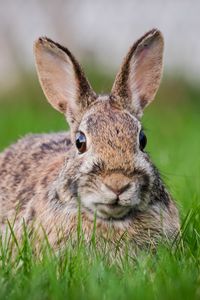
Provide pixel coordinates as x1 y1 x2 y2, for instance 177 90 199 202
0 71 200 299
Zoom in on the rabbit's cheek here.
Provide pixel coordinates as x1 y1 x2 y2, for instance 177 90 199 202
119 183 141 207
80 191 103 212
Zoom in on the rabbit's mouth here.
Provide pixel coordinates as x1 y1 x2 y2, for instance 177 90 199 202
80 181 146 219
80 175 149 219
94 202 132 219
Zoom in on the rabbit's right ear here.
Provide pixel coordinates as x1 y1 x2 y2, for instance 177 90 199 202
34 37 96 126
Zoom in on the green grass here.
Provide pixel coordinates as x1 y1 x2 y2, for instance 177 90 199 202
0 72 200 299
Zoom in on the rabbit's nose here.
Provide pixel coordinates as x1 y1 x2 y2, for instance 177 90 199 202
105 183 130 196
103 173 131 196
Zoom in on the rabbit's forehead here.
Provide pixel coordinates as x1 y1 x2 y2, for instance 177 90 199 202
81 102 141 149
86 109 139 136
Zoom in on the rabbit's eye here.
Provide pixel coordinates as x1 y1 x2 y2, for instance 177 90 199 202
139 130 147 151
75 131 87 153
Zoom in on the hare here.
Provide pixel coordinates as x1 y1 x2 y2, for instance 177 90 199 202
0 29 179 250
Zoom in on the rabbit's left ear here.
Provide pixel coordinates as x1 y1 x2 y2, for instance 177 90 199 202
111 29 164 118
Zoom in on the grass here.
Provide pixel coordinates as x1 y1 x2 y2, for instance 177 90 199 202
0 71 200 299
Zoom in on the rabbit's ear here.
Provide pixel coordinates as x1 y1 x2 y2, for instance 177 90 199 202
111 29 164 118
34 37 96 125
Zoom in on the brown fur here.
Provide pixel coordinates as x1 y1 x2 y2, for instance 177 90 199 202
0 29 179 251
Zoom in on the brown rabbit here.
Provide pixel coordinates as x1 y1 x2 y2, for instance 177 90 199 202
0 29 179 249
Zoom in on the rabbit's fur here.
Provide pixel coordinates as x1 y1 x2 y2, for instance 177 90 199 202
0 29 179 249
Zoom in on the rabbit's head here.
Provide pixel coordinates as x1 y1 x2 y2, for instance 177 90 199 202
34 29 164 219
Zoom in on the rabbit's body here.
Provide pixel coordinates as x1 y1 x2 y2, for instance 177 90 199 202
0 29 180 249
0 101 179 248
0 133 70 226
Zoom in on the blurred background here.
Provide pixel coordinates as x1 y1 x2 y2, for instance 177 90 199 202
0 0 199 214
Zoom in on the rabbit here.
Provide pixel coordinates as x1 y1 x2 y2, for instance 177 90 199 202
0 29 179 250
